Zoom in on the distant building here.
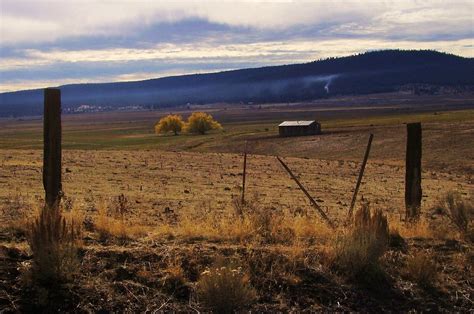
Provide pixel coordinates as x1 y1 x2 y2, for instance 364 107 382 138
278 120 321 137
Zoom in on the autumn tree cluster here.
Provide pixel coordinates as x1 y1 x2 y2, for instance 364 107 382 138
155 112 222 135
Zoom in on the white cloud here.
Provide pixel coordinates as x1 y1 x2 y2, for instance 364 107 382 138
1 0 472 45
2 38 471 71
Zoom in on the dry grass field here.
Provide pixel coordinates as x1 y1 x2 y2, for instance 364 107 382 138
1 96 473 311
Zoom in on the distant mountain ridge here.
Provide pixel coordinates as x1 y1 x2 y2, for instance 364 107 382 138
1 50 473 117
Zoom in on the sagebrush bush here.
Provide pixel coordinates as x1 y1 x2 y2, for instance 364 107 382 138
197 262 256 313
27 205 81 284
434 191 473 235
405 251 438 288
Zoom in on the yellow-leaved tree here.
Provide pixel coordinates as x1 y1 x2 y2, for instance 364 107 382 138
185 112 222 135
155 114 185 135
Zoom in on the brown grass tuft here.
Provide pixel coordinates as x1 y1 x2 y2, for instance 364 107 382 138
331 203 389 284
405 251 438 288
1 194 34 237
391 218 434 239
434 191 473 237
160 262 191 299
94 202 147 242
197 261 256 313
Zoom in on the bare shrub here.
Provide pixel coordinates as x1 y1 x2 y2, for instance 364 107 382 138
332 203 389 284
27 205 82 284
405 251 438 288
434 191 473 235
197 261 256 313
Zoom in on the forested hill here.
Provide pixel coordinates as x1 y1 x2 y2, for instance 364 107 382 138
1 50 473 117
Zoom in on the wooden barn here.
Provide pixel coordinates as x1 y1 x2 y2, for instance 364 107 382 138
278 120 321 137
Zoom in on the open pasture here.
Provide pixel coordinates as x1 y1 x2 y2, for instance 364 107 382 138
1 96 473 312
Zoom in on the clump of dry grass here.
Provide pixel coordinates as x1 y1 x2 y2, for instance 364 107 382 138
331 203 389 284
94 201 147 242
286 214 333 244
27 204 82 285
405 251 438 288
160 262 191 299
391 218 434 239
1 194 33 237
232 194 295 244
160 193 333 245
434 191 473 239
197 260 256 313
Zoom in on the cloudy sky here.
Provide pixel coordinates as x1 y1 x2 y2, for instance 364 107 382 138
0 0 472 92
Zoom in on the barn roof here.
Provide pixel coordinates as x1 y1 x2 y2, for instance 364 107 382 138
279 120 315 127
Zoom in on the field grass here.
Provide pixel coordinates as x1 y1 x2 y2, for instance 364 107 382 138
1 99 473 151
0 97 473 311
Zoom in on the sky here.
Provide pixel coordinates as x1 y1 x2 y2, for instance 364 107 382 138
0 0 473 92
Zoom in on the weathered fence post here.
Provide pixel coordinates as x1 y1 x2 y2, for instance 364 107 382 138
241 141 248 204
43 88 62 209
348 133 374 218
276 156 335 229
405 122 422 220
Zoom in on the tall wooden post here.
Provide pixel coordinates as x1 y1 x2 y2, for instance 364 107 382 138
405 123 422 220
43 88 62 209
241 141 248 204
348 133 374 218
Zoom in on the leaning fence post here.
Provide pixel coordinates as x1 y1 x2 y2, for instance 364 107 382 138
43 88 62 209
241 141 248 204
405 122 422 221
276 156 335 229
348 133 374 218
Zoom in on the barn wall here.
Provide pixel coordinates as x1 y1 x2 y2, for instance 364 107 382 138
279 123 321 137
